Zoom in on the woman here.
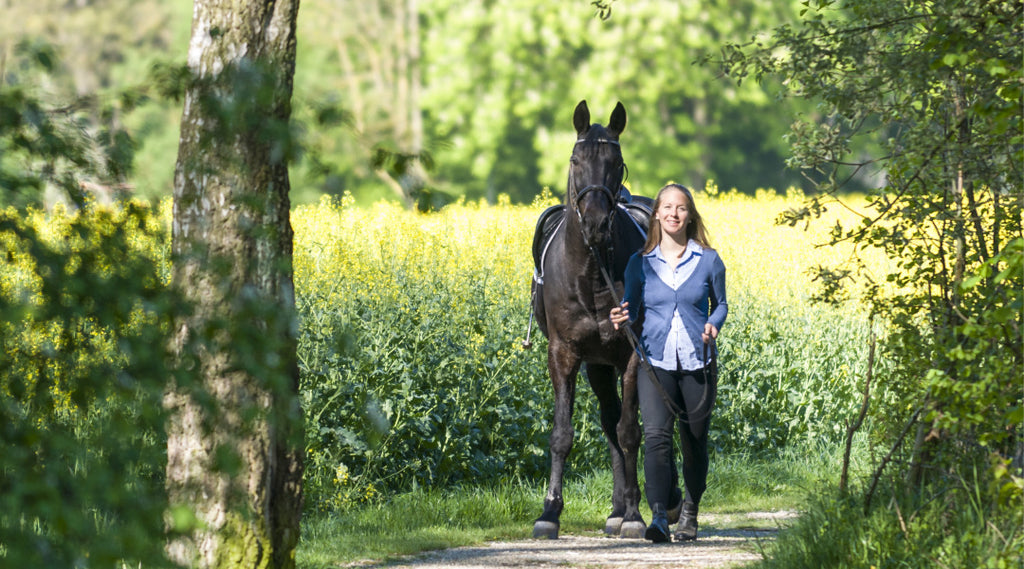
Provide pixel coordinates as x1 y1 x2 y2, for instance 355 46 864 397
610 183 727 543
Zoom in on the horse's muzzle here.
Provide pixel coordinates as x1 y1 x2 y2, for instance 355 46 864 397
575 184 617 247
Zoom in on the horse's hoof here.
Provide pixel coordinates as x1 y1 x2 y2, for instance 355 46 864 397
533 521 560 539
604 517 623 535
619 520 646 539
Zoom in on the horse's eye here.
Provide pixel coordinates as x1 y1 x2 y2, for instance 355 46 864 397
570 156 579 166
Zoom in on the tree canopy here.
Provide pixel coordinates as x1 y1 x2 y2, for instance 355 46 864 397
4 0 823 206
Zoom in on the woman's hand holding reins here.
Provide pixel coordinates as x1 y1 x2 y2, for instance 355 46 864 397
610 302 630 330
702 322 719 344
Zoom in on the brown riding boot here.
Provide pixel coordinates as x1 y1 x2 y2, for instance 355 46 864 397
673 502 698 541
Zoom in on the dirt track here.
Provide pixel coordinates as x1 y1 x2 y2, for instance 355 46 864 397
345 511 794 569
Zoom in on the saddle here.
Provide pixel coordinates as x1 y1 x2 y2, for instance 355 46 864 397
532 193 653 283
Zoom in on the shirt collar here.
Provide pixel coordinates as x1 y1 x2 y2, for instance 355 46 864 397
645 240 704 264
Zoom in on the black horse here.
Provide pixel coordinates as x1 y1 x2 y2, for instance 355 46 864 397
529 100 650 539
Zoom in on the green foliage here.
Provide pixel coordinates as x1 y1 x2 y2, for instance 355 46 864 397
717 0 1023 563
923 237 1024 449
758 467 1023 569
715 300 885 451
7 1 824 205
1 39 144 209
0 202 181 568
0 43 183 567
413 0 814 202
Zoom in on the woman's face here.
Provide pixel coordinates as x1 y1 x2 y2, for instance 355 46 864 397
655 188 690 240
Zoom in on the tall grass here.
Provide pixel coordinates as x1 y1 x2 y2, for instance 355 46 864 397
755 472 1023 568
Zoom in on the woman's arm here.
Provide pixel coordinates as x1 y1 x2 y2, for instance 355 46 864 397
707 253 727 331
610 252 644 328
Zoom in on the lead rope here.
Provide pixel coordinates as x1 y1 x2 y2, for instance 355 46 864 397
590 245 715 424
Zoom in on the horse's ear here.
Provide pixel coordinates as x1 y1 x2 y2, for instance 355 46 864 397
573 100 591 135
608 102 627 138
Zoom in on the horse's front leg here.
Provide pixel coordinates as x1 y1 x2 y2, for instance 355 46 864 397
583 362 630 536
534 341 580 539
616 353 645 537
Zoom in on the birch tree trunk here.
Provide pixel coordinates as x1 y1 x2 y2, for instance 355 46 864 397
165 0 303 567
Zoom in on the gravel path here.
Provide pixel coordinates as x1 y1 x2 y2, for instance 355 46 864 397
344 512 794 569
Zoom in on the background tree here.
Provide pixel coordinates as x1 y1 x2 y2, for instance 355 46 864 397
718 0 1022 564
163 0 305 567
4 0 828 206
417 0 812 201
298 0 427 207
0 0 188 204
292 0 819 205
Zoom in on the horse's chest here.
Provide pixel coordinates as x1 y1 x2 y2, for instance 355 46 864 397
557 281 621 342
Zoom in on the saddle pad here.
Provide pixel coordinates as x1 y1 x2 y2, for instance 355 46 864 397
620 197 653 236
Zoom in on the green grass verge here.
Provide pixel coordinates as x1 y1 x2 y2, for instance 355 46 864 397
296 443 853 568
752 482 1023 569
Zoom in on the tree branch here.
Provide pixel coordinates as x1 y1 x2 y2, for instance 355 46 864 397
865 405 923 514
841 326 875 493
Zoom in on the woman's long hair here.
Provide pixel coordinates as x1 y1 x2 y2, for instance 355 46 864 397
642 183 712 254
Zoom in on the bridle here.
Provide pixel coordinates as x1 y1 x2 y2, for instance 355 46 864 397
569 137 624 249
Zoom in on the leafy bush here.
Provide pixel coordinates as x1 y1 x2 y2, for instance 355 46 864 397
759 461 1023 569
0 202 180 568
1 42 184 567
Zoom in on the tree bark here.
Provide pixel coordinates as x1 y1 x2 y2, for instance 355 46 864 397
165 0 303 567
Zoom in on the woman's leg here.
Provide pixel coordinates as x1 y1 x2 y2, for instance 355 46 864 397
676 365 715 506
637 366 680 508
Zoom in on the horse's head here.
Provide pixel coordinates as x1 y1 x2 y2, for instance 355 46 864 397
568 100 627 248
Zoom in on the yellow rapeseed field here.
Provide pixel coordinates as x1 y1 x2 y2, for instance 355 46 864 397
292 187 887 324
292 187 893 510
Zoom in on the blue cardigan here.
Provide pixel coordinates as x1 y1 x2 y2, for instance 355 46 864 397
621 244 727 370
